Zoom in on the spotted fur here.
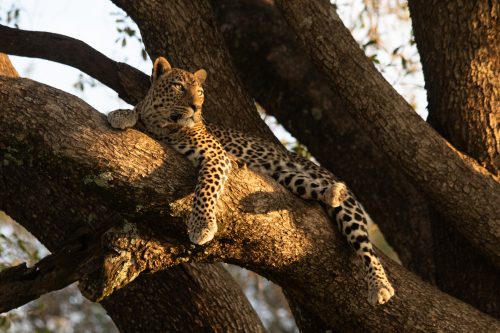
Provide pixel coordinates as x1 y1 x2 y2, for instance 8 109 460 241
107 57 394 305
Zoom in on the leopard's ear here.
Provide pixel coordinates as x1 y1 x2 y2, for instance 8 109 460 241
194 69 207 85
152 57 172 81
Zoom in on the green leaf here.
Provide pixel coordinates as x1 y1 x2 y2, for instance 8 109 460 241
363 39 378 48
0 316 11 330
368 54 380 64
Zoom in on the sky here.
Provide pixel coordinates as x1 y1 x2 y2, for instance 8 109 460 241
6 0 150 112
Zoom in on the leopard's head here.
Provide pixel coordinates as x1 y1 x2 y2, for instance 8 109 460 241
147 56 207 128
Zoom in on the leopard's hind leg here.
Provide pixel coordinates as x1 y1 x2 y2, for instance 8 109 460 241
272 163 394 304
273 170 348 208
327 197 394 305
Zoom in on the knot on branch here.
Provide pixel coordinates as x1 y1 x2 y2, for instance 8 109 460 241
78 221 203 301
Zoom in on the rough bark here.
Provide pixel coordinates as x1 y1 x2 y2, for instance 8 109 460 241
103 264 265 333
106 1 320 326
1 0 498 329
274 0 500 269
211 0 436 282
410 0 499 175
409 0 500 316
1 76 499 332
0 0 437 285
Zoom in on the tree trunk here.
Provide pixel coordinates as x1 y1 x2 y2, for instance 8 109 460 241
102 264 265 333
409 0 500 317
111 0 275 140
410 0 499 175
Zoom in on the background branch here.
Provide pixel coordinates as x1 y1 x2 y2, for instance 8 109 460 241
0 233 98 313
0 24 149 104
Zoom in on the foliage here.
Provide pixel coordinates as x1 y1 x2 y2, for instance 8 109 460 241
0 2 21 28
111 11 148 61
333 0 425 114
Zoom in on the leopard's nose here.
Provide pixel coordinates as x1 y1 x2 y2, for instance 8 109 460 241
189 103 198 111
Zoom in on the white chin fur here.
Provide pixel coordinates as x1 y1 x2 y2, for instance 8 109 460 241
178 118 195 127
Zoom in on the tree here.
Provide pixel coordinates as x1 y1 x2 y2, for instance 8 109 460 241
0 0 499 332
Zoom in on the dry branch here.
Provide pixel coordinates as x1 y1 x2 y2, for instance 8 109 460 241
0 233 99 313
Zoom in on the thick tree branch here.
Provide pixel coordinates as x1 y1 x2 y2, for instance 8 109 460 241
408 0 500 316
0 3 433 285
0 23 149 105
409 0 499 174
1 76 498 332
274 0 500 268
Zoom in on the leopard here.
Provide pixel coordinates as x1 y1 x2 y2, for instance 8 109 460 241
107 56 395 305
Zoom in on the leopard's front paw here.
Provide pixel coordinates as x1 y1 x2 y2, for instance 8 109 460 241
188 214 218 245
107 109 137 129
368 279 395 305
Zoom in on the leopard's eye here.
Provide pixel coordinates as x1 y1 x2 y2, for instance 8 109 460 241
172 83 184 91
197 90 204 97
